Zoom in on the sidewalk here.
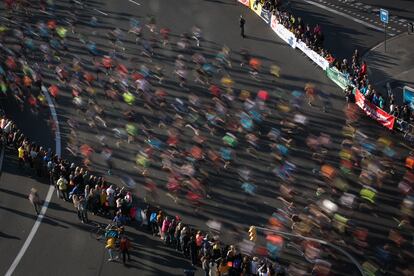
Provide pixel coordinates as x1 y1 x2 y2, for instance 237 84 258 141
363 32 414 104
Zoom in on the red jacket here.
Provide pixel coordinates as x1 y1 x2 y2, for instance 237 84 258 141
120 238 130 251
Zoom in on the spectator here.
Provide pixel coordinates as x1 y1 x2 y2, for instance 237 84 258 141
78 195 88 223
360 60 367 77
378 95 385 109
119 235 132 265
372 91 380 106
28 187 41 215
57 175 69 201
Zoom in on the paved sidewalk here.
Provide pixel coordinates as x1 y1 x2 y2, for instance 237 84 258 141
363 32 414 104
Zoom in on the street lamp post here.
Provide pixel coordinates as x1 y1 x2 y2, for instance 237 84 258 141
254 226 365 276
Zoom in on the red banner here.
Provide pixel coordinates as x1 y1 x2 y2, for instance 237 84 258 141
238 0 250 7
355 89 395 130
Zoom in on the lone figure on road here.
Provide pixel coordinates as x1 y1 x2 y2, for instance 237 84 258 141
239 15 246 38
28 187 41 215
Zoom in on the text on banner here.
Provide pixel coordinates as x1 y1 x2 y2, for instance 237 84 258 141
355 89 395 130
274 23 296 48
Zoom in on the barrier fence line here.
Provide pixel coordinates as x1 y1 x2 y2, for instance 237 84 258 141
239 0 411 134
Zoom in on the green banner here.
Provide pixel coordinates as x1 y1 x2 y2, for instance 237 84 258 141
326 67 353 90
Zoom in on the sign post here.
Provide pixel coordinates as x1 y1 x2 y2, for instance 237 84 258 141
380 9 389 52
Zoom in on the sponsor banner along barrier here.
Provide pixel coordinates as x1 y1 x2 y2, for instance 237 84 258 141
273 23 296 48
355 89 395 130
296 40 329 70
326 67 354 90
250 1 262 17
270 14 278 32
260 8 271 24
238 0 250 7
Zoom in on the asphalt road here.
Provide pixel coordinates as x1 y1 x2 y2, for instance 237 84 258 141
0 0 412 275
288 0 412 58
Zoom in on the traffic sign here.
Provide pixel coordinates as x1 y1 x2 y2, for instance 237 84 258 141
380 9 389 24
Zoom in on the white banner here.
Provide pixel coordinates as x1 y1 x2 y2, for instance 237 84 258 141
296 40 329 70
274 22 296 48
270 14 278 32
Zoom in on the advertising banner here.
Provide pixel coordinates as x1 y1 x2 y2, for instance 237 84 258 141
403 86 414 111
355 89 395 130
250 1 262 17
296 40 328 70
270 14 278 32
238 0 250 7
260 8 271 24
274 23 296 48
326 67 353 90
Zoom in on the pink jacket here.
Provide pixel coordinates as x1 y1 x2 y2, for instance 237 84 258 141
161 219 171 233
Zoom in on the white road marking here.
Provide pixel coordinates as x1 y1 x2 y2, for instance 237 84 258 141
93 8 108 16
5 87 61 276
128 0 141 5
303 0 384 32
40 10 53 16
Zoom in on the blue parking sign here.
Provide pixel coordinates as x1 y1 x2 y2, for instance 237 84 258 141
380 9 389 24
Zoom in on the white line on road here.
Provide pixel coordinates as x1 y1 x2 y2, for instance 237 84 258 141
93 8 108 16
5 87 61 276
303 0 384 32
128 0 141 6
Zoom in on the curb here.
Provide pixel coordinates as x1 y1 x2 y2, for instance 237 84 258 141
362 32 411 60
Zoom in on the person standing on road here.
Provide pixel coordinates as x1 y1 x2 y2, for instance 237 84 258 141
119 235 131 265
239 15 246 38
28 187 41 215
57 175 69 201
78 195 88 223
106 237 118 262
18 144 25 167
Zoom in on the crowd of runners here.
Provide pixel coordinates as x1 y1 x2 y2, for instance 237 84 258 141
0 0 414 275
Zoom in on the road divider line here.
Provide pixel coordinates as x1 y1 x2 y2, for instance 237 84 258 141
5 87 61 276
128 0 141 6
93 8 108 16
302 0 384 32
